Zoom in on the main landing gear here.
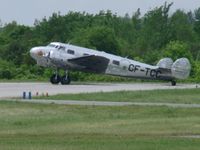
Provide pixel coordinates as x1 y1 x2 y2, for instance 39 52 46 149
50 70 71 85
171 80 176 86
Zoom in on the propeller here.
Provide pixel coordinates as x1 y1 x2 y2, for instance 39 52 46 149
36 50 44 57
43 51 52 64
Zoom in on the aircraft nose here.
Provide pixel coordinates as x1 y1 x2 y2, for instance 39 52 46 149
30 47 44 59
30 47 37 58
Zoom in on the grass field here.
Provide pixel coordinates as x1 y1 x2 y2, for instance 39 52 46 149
36 88 200 104
0 100 200 150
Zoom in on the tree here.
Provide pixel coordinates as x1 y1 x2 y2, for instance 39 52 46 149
169 10 195 42
3 40 26 66
89 26 120 54
193 61 200 81
72 26 120 55
0 59 15 79
135 2 173 56
162 41 193 61
132 8 141 30
194 8 200 36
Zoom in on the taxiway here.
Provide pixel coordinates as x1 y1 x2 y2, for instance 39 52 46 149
0 82 198 99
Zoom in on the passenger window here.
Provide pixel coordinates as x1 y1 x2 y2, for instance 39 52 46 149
67 49 75 55
112 60 120 66
83 53 89 56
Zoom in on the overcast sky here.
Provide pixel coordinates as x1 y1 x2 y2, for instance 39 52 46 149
0 0 200 26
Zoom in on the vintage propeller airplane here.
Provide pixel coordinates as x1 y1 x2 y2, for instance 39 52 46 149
30 42 191 86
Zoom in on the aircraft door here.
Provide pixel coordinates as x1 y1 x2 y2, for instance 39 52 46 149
107 58 130 76
120 59 131 76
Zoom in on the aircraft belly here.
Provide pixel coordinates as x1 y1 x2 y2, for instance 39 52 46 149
126 70 151 79
128 71 147 77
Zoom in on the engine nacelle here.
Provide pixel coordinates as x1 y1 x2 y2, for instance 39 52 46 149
171 58 191 79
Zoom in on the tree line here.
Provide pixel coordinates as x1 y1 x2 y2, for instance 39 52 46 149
0 2 200 82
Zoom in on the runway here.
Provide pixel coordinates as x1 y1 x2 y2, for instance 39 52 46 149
0 82 198 99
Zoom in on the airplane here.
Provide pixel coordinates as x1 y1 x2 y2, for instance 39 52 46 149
30 42 191 86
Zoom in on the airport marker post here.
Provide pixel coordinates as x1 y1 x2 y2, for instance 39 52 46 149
22 92 32 100
28 92 32 100
23 92 26 99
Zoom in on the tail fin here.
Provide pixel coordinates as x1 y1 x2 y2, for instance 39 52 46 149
171 58 191 79
157 58 173 70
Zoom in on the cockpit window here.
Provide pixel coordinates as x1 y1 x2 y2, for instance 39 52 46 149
47 44 61 49
47 44 57 48
59 46 66 50
47 44 65 51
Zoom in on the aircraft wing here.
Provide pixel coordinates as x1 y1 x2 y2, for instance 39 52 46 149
68 55 110 73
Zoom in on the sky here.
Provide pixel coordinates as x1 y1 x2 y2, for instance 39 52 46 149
0 0 200 26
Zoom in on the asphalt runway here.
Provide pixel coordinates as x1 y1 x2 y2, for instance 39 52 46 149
0 82 198 99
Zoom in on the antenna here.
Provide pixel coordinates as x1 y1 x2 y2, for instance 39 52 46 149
67 40 71 45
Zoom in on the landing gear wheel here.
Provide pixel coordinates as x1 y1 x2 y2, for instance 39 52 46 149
50 74 61 84
171 80 176 86
61 75 71 85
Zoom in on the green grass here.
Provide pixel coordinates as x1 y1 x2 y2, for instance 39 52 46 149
36 88 200 104
0 101 200 149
